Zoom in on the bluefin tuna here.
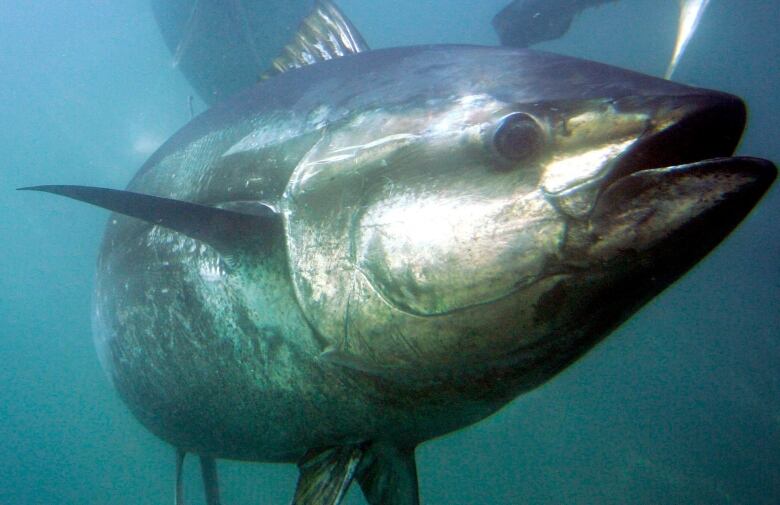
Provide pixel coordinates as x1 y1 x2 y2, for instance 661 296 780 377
22 2 775 504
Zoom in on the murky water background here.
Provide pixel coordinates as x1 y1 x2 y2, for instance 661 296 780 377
1 1 777 503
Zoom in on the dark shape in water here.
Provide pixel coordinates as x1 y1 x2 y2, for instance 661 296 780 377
493 0 618 47
151 0 316 105
22 3 777 505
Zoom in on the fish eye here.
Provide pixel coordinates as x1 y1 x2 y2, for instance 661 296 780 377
492 112 544 163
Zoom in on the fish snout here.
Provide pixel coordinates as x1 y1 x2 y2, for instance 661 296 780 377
556 90 774 274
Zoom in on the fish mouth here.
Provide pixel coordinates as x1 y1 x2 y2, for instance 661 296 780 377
595 91 775 220
595 156 775 223
547 92 775 354
578 91 776 264
606 91 747 186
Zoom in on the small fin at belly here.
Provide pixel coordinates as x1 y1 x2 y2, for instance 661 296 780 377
199 455 221 505
292 445 364 505
357 443 419 505
175 449 186 505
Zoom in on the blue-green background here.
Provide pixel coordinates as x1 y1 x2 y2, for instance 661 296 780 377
1 1 777 503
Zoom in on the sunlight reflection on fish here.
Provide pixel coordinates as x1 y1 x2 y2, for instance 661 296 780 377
666 0 711 79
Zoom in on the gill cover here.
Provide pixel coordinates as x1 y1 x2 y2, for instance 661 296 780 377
281 97 571 372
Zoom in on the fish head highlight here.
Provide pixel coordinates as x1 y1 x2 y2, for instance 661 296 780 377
282 48 775 389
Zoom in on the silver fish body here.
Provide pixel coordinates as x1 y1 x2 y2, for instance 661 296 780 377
80 45 774 496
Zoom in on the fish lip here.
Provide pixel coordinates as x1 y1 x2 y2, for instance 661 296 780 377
602 91 748 192
603 156 776 200
588 157 777 246
562 156 775 304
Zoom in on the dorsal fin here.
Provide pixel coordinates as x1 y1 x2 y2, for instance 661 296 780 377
266 0 369 77
19 185 281 257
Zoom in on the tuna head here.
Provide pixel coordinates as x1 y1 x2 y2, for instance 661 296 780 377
282 48 776 389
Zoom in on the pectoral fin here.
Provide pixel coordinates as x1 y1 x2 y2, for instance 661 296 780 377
292 445 364 505
19 185 281 258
